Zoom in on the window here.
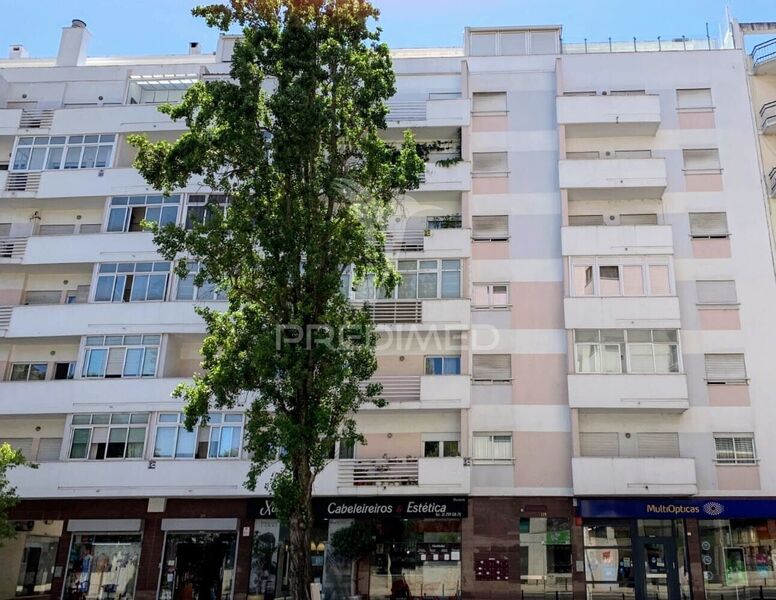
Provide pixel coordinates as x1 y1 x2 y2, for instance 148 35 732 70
574 329 680 374
12 134 115 171
579 432 680 457
637 432 680 457
473 283 509 308
620 213 658 225
472 92 507 113
176 261 227 301
677 88 713 110
472 354 511 383
54 362 76 380
689 212 728 238
571 259 671 297
352 259 461 300
185 194 228 229
696 280 737 305
81 335 161 378
107 194 181 232
469 29 557 56
68 413 148 460
153 412 244 459
472 433 513 462
704 353 747 384
9 363 47 381
715 435 756 464
423 435 461 458
472 152 508 175
424 355 461 375
579 433 619 457
683 149 721 172
426 214 462 230
472 215 509 241
520 518 572 582
568 215 604 226
94 261 171 302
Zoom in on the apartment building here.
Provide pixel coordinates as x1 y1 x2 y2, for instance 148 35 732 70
1 16 776 600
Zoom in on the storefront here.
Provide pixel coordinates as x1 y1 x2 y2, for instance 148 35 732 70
0 520 64 600
247 496 467 600
578 497 776 600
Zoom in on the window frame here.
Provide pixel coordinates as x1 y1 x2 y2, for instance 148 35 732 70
8 362 48 382
93 261 172 303
471 433 513 463
472 282 510 309
175 261 227 301
570 257 673 298
574 329 682 375
714 434 757 465
67 412 149 461
11 134 116 172
153 412 245 460
106 194 181 233
422 434 462 458
81 334 161 379
348 259 462 300
424 355 462 376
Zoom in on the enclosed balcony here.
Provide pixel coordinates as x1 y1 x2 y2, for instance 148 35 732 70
567 373 689 412
559 157 667 200
572 457 697 496
557 93 661 137
561 225 674 257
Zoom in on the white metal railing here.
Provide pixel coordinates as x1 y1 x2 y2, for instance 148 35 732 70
5 172 41 192
752 38 776 68
0 237 28 260
19 109 55 129
363 375 421 402
355 300 423 324
338 457 419 487
384 229 425 252
562 36 718 54
387 100 427 121
760 101 776 131
0 306 12 329
769 168 776 198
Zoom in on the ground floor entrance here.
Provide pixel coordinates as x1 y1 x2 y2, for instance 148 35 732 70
158 532 237 600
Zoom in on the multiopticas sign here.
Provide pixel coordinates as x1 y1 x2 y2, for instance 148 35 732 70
646 504 701 515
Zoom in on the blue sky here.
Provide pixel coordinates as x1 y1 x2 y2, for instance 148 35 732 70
0 0 773 57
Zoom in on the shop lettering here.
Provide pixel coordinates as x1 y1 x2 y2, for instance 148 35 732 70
646 504 700 514
326 502 395 515
407 501 448 515
258 499 276 517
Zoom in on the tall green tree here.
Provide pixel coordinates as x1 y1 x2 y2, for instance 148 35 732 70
129 1 423 597
0 443 31 544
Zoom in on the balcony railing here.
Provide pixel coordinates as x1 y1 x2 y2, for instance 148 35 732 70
387 100 427 121
363 375 421 402
19 109 54 129
770 168 776 198
5 172 41 192
338 457 419 487
752 38 776 68
0 306 11 330
356 300 423 324
384 230 425 252
0 237 28 260
562 35 718 54
760 101 776 132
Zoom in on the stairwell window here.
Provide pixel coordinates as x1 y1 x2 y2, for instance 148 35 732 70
81 335 161 379
689 212 728 239
715 435 756 464
473 283 509 309
153 412 244 459
472 433 513 463
472 215 509 241
472 354 512 383
9 362 47 381
94 261 171 302
12 134 115 171
68 413 148 460
107 194 181 232
704 354 747 384
425 355 461 375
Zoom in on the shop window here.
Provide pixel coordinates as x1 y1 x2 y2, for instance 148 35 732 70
12 520 64 598
107 194 181 232
153 412 244 459
714 434 757 464
12 134 115 172
9 362 48 381
159 532 236 600
520 517 572 595
472 433 512 463
175 261 227 301
473 283 509 309
424 355 461 375
689 212 728 238
582 521 634 600
185 193 228 229
94 261 171 302
81 335 160 379
68 413 148 460
63 533 141 600
574 329 680 374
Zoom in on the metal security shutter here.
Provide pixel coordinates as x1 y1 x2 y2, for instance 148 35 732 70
472 152 508 174
637 433 680 457
24 290 62 305
472 354 512 382
704 354 747 383
568 215 604 226
620 214 658 225
105 348 126 377
677 88 712 110
689 212 728 238
36 438 62 462
473 92 507 113
696 280 737 304
579 433 619 457
683 149 721 171
38 224 75 235
472 216 509 240
2 438 34 458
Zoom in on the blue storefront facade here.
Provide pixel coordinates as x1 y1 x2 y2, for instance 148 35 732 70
576 498 776 600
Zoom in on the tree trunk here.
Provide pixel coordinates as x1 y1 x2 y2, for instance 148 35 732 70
288 459 314 600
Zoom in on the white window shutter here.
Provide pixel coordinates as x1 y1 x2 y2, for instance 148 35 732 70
568 215 604 226
704 354 747 383
472 354 512 382
2 438 34 458
105 347 126 377
473 152 508 174
620 214 658 225
36 438 63 461
683 149 721 171
473 92 507 113
677 88 712 110
689 212 728 237
472 435 491 459
579 433 619 457
472 216 509 240
637 433 680 458
696 280 737 304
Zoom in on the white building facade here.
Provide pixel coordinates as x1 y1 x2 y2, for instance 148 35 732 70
1 17 776 600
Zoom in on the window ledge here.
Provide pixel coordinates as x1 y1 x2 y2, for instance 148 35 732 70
706 379 749 385
472 305 511 311
696 302 740 309
472 110 509 117
472 171 510 178
714 460 759 466
683 168 723 174
471 459 515 465
472 237 510 242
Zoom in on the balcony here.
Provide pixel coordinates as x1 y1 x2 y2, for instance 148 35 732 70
0 237 28 262
419 161 471 192
572 457 697 496
769 168 776 198
0 108 22 134
384 228 471 258
22 231 158 264
557 94 661 137
752 38 776 75
561 225 673 257
564 296 681 329
567 373 689 412
337 457 468 495
48 104 184 135
0 378 190 415
559 157 667 200
761 101 776 134
356 299 470 330
386 97 469 128
364 375 470 409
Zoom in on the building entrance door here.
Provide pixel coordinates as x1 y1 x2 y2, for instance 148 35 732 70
635 537 681 600
159 532 237 600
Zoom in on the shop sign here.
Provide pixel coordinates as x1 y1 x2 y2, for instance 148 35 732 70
578 498 776 519
248 496 467 520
